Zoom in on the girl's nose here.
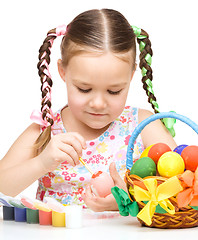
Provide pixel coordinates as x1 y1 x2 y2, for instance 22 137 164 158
89 93 107 109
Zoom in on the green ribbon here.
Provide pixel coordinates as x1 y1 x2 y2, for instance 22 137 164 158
190 206 198 210
111 186 139 217
141 67 147 77
131 25 176 137
143 201 167 214
131 25 147 39
139 41 146 52
145 79 176 136
150 100 160 112
162 111 176 137
145 79 155 95
145 53 152 66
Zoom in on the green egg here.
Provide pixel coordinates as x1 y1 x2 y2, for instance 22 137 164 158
130 157 156 178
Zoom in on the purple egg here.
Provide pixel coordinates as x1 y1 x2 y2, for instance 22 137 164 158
173 144 188 155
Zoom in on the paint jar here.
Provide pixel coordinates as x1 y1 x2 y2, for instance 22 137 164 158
39 210 52 225
52 211 65 227
65 205 82 228
3 206 15 221
14 207 27 222
26 208 39 224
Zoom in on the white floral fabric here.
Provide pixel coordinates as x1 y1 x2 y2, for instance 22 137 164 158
36 106 144 209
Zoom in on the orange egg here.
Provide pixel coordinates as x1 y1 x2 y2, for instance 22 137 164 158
181 145 198 172
140 144 154 158
148 143 172 164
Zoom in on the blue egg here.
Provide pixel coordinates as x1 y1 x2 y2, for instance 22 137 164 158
173 144 188 155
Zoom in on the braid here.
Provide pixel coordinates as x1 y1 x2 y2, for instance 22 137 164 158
132 26 159 114
37 29 57 126
132 26 176 137
34 26 67 152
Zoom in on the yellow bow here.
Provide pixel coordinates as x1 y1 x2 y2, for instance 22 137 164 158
133 176 183 225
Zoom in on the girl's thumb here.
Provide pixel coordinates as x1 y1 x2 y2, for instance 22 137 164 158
109 162 127 191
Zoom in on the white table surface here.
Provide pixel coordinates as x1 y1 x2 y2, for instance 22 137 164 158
0 207 198 240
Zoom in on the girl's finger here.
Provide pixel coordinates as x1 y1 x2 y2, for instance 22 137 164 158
60 133 86 150
109 162 127 191
54 150 76 167
85 184 96 199
70 132 87 149
59 134 85 157
58 142 80 165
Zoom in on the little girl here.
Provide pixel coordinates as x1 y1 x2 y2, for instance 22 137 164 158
0 9 176 213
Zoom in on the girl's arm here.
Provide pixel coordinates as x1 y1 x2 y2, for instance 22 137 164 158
139 109 177 149
0 123 45 196
0 124 86 197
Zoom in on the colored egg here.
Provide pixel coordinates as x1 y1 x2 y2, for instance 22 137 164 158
140 144 154 158
130 157 156 178
90 171 114 198
148 143 172 164
157 152 185 177
173 144 188 155
181 145 198 172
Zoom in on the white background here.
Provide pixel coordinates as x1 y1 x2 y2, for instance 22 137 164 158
0 0 198 198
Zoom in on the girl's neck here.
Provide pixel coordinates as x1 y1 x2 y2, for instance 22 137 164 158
61 106 111 141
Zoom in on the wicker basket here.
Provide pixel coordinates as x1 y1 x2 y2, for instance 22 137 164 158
125 112 198 228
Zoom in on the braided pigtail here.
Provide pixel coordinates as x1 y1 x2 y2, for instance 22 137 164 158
132 26 176 137
33 25 67 152
132 26 159 114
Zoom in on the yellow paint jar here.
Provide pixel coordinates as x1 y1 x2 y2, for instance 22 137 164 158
52 211 65 227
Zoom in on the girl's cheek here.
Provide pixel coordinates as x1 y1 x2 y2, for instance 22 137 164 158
68 97 87 109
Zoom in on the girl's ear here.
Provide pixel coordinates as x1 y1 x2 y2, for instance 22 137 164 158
57 59 66 82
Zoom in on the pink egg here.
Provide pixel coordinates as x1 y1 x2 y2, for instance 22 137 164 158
90 171 114 198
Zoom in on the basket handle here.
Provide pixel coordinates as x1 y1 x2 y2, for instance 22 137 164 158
126 112 198 170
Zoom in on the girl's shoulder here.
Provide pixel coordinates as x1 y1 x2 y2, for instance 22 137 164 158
13 123 41 144
12 123 41 151
0 123 41 169
138 108 154 124
137 108 177 149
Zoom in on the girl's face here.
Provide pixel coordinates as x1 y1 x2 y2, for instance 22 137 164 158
58 52 135 131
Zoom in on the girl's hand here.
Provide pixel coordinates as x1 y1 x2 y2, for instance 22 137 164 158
82 184 119 212
82 162 127 212
37 132 86 172
109 162 127 192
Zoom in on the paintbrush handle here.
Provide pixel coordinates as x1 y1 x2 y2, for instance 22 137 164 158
79 157 94 175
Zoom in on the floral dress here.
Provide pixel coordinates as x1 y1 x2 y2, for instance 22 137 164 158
36 106 144 212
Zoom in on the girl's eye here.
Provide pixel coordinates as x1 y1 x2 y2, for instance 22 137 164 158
107 89 122 95
77 87 91 93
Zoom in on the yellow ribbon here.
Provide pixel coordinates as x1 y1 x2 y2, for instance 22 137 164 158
133 176 183 225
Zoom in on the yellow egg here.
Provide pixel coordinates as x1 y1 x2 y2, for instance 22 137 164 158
140 144 154 158
157 151 185 177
